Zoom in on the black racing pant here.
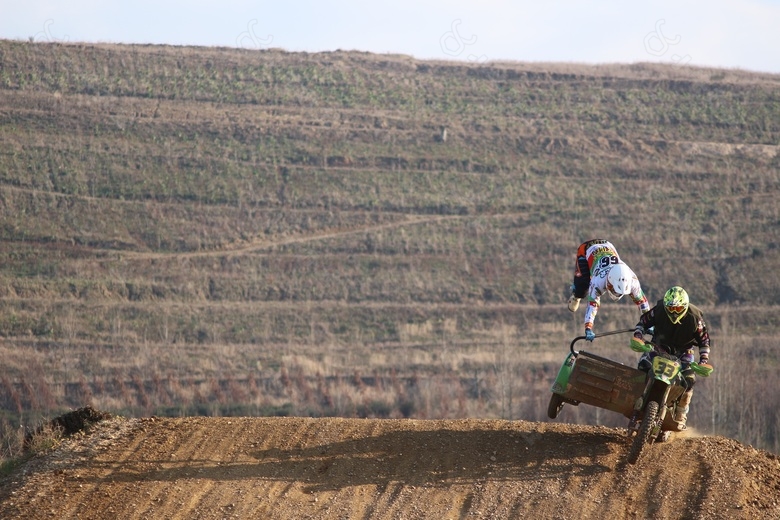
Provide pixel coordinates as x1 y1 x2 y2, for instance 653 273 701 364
572 239 609 299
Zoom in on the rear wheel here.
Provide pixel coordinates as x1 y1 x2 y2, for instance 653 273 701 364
656 430 672 443
548 393 565 419
627 400 659 464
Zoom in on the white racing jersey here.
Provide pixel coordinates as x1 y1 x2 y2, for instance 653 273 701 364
584 241 620 279
583 263 650 329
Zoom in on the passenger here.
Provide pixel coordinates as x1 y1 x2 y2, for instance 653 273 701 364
567 239 650 341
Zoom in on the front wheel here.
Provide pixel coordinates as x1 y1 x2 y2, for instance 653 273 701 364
627 400 659 465
548 393 565 419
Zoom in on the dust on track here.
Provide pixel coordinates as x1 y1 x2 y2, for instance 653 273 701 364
1 415 779 520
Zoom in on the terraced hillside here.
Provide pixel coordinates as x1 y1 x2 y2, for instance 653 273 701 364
0 41 778 453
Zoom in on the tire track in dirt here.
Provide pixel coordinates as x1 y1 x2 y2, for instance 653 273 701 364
93 418 194 518
2 415 780 519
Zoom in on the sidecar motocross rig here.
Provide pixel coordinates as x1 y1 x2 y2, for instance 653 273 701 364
547 331 686 434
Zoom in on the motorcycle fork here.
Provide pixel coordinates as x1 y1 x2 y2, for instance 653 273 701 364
628 377 671 437
628 376 654 433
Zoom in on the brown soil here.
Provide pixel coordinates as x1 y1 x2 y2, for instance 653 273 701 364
1 415 779 520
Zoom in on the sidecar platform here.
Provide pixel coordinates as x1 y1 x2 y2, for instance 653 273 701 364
551 350 647 418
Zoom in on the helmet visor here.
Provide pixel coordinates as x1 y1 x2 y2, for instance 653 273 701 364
666 304 686 315
606 281 623 301
665 304 688 324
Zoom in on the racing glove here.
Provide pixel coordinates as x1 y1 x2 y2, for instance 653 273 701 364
634 325 645 339
585 328 595 342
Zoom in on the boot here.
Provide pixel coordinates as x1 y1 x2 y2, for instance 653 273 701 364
674 389 694 426
567 294 581 312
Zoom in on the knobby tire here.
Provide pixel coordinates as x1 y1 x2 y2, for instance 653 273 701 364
547 393 564 419
627 400 659 465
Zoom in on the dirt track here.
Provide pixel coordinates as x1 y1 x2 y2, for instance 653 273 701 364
1 416 779 519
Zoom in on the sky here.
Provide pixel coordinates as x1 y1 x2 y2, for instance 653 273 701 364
2 1 780 74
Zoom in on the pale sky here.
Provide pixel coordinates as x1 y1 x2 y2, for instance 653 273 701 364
2 1 780 74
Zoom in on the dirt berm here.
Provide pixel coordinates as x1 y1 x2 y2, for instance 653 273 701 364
1 415 779 519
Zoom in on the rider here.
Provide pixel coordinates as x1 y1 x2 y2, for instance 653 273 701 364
631 286 712 427
567 239 650 341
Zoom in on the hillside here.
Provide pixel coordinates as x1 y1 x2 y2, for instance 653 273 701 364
1 415 779 519
0 40 779 454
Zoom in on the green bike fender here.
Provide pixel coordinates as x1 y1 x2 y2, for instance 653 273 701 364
551 352 576 394
691 361 714 377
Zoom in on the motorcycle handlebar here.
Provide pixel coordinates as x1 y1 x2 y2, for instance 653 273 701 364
569 328 635 353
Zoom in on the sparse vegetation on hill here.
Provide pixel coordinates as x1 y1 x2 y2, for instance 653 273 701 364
0 40 778 456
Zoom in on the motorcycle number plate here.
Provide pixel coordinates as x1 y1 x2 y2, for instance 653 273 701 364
651 357 680 381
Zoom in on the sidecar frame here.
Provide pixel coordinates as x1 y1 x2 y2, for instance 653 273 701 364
547 329 696 442
549 334 647 419
548 333 687 432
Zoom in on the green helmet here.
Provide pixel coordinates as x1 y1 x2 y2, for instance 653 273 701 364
663 286 689 324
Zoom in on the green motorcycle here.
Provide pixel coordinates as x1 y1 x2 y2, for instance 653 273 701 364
548 330 713 465
625 339 713 464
